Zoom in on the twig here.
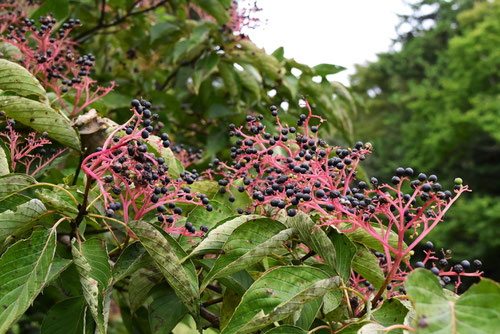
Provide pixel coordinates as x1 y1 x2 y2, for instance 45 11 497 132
206 284 222 294
300 250 316 263
200 306 220 328
202 297 223 307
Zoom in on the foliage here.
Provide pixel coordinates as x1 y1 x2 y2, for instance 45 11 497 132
0 0 498 333
350 0 500 280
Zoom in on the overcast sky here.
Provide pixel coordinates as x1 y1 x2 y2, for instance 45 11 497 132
245 0 413 85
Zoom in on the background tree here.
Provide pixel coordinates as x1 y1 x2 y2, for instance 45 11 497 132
350 0 500 280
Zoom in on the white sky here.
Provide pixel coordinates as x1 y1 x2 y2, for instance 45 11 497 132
246 0 413 85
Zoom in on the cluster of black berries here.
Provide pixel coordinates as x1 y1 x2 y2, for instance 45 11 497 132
208 105 374 218
414 241 483 288
83 99 211 237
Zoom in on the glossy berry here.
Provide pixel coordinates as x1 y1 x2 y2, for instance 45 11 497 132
453 264 464 274
438 258 448 268
430 267 440 275
287 208 297 217
460 260 471 270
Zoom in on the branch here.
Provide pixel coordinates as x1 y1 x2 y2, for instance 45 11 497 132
76 0 169 42
200 306 220 329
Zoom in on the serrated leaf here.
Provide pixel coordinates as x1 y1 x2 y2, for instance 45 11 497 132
0 198 46 246
284 211 355 281
0 59 47 101
72 238 112 334
405 269 500 334
148 284 188 334
186 215 269 259
112 241 149 282
0 96 80 150
0 228 57 333
200 220 293 292
127 220 199 318
351 243 385 290
41 296 95 334
221 266 340 334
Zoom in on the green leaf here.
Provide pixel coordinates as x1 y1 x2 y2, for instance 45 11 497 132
186 200 233 233
221 288 241 329
284 212 355 281
196 0 231 24
150 22 181 42
46 256 72 284
0 96 81 150
405 269 500 333
372 299 408 333
0 174 36 200
313 63 346 77
186 215 269 259
72 238 112 334
221 266 340 334
178 200 233 247
127 220 199 318
208 104 236 118
37 187 79 215
357 323 387 333
351 244 385 290
236 66 261 100
264 326 307 334
272 47 285 62
148 284 189 334
0 174 37 213
193 53 219 94
343 223 407 258
128 266 162 313
0 198 46 246
200 219 293 292
0 59 47 101
0 228 57 333
112 241 149 282
41 296 95 334
29 0 69 21
219 61 239 98
215 178 253 213
0 145 8 175
294 297 322 330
